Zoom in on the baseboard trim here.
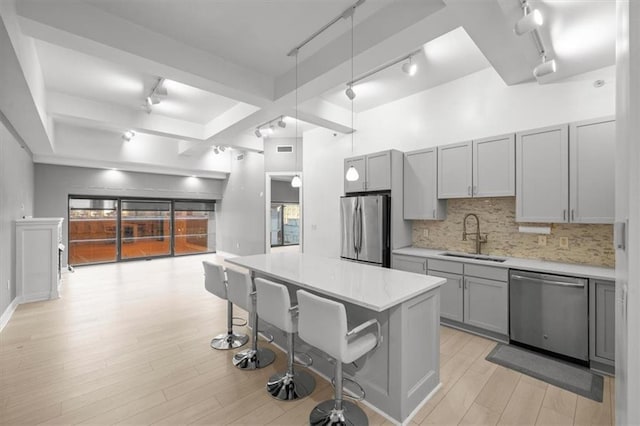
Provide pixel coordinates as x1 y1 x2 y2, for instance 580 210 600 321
0 297 20 333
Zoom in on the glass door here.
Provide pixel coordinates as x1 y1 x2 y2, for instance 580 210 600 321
120 200 172 260
271 204 283 246
271 203 300 247
68 198 118 266
174 201 216 255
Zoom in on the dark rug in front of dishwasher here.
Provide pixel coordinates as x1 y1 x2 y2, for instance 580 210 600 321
486 344 603 402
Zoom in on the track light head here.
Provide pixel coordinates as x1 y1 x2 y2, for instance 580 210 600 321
514 9 543 35
213 147 220 154
345 85 356 100
255 128 262 138
533 57 557 78
277 117 287 128
218 146 226 152
402 59 417 76
122 130 135 142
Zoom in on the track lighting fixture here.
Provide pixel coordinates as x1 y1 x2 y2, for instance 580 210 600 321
533 55 556 78
514 2 556 80
122 130 135 141
143 78 168 114
344 49 422 99
254 117 289 138
514 8 543 35
345 8 360 183
219 146 226 152
213 147 219 154
401 56 417 76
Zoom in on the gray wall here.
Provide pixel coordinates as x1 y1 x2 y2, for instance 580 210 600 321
216 151 266 255
271 180 300 203
264 137 302 173
34 164 225 266
0 115 35 316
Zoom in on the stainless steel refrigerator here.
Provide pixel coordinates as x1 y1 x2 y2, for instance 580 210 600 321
340 194 390 267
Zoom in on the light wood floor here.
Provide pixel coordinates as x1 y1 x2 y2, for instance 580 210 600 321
0 254 614 425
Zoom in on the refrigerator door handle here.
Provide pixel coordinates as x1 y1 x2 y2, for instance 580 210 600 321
353 202 359 254
358 204 364 253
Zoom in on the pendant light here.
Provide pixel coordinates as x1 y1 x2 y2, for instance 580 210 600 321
345 12 359 183
291 50 302 188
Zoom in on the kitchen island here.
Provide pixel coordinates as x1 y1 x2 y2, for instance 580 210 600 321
227 252 445 425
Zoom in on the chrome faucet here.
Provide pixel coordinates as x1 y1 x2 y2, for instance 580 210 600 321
462 213 487 255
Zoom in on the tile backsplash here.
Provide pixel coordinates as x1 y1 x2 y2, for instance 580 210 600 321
412 197 614 268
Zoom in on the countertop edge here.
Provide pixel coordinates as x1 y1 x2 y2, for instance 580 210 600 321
392 247 615 281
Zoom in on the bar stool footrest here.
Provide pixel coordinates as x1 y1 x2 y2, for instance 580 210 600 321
266 370 316 401
293 351 313 368
232 347 276 370
232 316 248 327
330 376 366 401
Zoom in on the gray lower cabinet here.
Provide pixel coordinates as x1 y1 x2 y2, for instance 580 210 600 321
391 254 427 274
428 259 508 337
428 270 463 322
590 279 615 371
463 276 509 335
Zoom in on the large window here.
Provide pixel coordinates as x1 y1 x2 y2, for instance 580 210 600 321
68 199 118 265
68 197 216 266
120 200 172 260
174 201 216 255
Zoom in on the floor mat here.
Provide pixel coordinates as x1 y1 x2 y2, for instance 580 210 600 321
486 344 603 402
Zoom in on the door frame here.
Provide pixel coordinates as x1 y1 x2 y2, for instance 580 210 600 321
264 172 303 254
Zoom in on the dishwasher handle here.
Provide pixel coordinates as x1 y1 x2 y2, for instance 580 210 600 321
510 274 585 288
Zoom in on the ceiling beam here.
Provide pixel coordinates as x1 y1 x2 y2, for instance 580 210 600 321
16 0 274 108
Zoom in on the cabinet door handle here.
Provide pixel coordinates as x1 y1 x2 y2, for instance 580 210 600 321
432 209 436 218
422 262 426 271
571 210 575 221
458 280 462 288
563 209 566 221
464 280 468 289
467 186 471 196
473 185 477 195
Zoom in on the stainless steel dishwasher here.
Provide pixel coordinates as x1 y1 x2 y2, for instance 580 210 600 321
509 270 588 361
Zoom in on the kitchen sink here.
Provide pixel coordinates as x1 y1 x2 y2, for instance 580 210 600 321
439 252 507 263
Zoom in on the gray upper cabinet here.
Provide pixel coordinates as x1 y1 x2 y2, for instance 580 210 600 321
404 148 446 220
392 254 427 274
344 151 391 193
473 134 515 197
438 141 472 198
516 124 569 222
438 136 514 199
366 151 392 191
344 156 366 193
570 117 615 224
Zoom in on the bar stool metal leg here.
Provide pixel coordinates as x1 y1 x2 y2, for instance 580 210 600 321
309 361 368 426
211 301 249 350
232 300 275 369
266 331 315 401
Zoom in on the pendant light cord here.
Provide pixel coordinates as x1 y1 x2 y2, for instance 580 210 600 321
295 51 299 173
350 13 354 156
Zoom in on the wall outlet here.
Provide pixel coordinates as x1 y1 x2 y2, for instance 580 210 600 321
423 229 429 238
559 237 569 249
538 235 547 246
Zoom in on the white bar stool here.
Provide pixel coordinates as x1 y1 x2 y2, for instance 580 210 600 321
296 289 382 426
254 278 316 401
202 261 248 350
226 268 276 370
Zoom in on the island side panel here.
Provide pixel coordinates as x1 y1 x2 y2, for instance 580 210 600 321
389 287 441 420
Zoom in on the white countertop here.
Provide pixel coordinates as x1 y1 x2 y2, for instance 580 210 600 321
393 247 615 281
226 252 445 312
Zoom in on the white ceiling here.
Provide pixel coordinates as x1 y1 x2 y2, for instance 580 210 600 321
1 0 617 177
